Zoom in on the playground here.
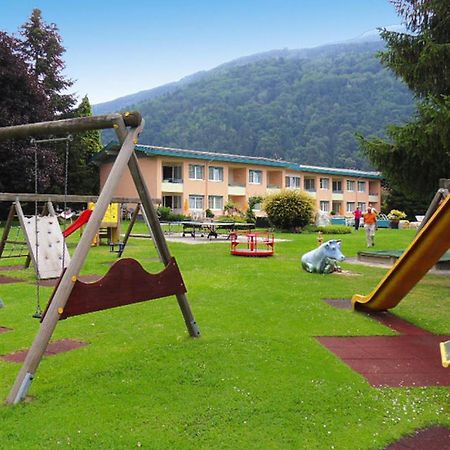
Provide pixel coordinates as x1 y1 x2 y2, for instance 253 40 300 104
0 223 449 448
0 113 447 449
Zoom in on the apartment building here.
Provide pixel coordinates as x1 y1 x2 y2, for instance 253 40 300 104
96 144 382 217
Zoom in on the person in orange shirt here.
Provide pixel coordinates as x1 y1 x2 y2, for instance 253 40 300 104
363 207 377 247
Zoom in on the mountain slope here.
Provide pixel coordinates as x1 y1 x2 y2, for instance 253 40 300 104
98 40 414 170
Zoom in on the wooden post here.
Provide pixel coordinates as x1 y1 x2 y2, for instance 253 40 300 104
0 204 16 259
13 201 39 277
140 206 163 262
112 120 200 337
118 203 141 257
6 120 143 405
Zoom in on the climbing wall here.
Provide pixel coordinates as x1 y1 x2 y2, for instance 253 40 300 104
22 216 71 279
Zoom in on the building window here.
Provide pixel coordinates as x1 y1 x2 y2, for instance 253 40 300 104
189 195 204 210
285 176 301 188
320 178 329 190
357 181 366 192
332 201 342 215
208 166 224 182
162 165 182 183
249 170 262 184
358 202 366 212
189 164 205 180
332 180 343 193
320 201 330 212
346 202 355 213
162 195 182 209
208 195 223 210
346 180 355 192
304 178 315 192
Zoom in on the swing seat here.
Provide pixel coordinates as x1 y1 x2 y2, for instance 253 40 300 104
41 257 187 320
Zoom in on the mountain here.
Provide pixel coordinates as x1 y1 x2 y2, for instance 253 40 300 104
96 35 414 170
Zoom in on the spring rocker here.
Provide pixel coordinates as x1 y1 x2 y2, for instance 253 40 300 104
230 231 275 257
0 111 200 405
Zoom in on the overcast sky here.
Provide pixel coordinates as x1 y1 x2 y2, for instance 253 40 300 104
1 0 402 104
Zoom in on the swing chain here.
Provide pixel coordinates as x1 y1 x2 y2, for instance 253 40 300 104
30 134 72 319
33 138 42 319
61 135 72 272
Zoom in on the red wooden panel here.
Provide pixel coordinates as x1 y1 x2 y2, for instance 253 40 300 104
45 257 186 320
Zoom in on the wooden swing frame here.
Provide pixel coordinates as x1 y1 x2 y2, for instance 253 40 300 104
0 112 200 405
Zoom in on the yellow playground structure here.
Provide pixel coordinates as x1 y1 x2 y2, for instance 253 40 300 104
88 202 121 245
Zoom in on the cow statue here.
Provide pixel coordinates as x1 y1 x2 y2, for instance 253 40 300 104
301 239 345 274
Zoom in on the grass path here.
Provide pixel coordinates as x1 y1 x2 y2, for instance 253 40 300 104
0 226 448 449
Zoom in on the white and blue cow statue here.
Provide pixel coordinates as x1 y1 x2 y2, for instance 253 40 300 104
301 239 345 274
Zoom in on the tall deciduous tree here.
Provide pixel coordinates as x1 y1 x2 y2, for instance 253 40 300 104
0 32 61 198
359 0 450 203
19 8 75 116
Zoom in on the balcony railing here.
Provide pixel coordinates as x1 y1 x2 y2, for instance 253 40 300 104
163 178 183 183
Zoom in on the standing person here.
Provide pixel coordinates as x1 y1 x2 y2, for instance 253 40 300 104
353 206 362 231
363 207 377 247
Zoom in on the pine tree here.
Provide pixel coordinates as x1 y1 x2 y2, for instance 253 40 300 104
359 0 450 203
19 8 75 116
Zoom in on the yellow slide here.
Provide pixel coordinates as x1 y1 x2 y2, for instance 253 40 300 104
352 194 450 311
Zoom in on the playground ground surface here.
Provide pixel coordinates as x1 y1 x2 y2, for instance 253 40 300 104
0 224 449 449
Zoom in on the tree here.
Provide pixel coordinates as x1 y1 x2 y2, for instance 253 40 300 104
263 190 315 231
19 8 75 116
66 95 102 194
359 0 450 203
0 32 62 200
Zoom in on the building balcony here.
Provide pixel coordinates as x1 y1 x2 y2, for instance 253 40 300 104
228 184 246 196
332 193 344 201
161 180 184 193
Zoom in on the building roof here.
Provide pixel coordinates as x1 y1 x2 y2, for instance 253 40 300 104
95 142 381 179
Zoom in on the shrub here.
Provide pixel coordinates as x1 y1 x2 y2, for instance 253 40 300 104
215 215 247 223
157 206 171 220
387 209 407 220
168 213 189 222
304 224 352 234
255 216 271 228
205 208 215 218
245 196 263 224
262 190 315 231
156 206 188 222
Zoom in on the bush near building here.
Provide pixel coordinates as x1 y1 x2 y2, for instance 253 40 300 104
263 189 315 231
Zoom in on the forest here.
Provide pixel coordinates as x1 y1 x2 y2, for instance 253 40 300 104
102 41 414 171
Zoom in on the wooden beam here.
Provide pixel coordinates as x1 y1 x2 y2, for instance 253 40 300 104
0 112 142 141
0 193 160 204
0 204 16 258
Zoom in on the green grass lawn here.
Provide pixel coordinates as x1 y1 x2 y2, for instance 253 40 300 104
0 225 449 449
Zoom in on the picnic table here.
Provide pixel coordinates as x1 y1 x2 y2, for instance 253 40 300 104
180 221 255 239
